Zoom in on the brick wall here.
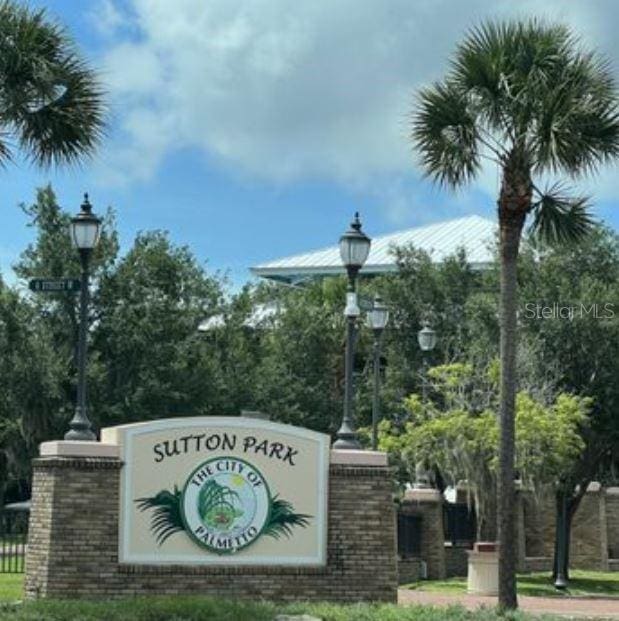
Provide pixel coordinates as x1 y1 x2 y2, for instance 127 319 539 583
25 457 397 602
394 483 617 578
571 485 608 571
398 557 422 584
518 485 613 572
399 490 446 579
444 544 468 577
524 557 552 572
606 488 619 559
520 491 555 559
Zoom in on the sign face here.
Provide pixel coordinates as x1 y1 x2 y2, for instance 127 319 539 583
101 417 330 566
29 278 81 293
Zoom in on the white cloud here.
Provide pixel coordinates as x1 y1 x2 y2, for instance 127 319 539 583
92 0 619 208
103 43 163 96
88 0 126 37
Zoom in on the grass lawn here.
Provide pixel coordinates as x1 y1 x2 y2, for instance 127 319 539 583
0 574 575 621
0 574 23 602
405 570 619 598
0 573 616 620
0 597 589 621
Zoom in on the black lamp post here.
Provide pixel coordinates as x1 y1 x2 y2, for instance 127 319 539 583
554 492 569 590
417 324 437 401
366 295 389 451
65 193 101 441
415 323 437 488
334 212 371 450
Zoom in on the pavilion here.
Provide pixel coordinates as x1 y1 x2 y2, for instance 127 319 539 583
250 214 496 285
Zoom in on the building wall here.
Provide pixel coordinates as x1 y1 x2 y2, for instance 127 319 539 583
25 457 397 602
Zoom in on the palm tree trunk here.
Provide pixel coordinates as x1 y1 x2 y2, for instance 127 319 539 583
497 198 526 611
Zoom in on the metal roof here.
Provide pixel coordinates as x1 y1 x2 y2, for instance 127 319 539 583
251 215 496 284
3 500 30 511
198 302 280 333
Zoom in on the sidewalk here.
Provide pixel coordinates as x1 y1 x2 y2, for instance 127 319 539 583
399 589 619 618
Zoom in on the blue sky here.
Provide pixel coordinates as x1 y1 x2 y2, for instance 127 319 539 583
2 0 619 286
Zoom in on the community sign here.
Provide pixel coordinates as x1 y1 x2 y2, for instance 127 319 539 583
101 417 330 565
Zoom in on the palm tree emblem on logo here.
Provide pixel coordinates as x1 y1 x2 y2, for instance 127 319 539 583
198 479 245 533
136 456 311 554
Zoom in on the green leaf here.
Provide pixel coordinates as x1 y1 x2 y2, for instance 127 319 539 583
263 496 311 540
412 18 619 182
135 486 185 545
530 182 595 245
198 479 241 522
0 1 106 167
411 80 481 188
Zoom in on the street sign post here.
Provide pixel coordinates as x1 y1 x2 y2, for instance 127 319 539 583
358 295 375 312
29 278 81 293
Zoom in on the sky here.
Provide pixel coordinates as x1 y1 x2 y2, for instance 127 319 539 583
2 0 619 286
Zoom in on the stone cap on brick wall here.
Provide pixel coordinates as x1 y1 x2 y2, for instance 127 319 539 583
39 440 120 459
585 481 602 493
330 450 387 466
403 488 442 502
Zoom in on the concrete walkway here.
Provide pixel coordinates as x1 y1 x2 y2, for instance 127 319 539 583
399 589 619 618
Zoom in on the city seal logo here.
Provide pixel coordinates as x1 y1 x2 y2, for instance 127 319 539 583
136 455 311 553
181 457 270 553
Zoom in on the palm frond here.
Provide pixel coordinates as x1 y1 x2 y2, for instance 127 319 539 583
411 80 481 188
263 495 311 540
532 51 619 175
135 486 185 545
413 18 619 182
530 182 595 245
17 58 106 168
0 1 106 167
449 20 575 139
0 135 13 167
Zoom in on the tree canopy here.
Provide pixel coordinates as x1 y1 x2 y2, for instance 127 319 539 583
411 19 619 607
378 363 590 539
2 186 618 536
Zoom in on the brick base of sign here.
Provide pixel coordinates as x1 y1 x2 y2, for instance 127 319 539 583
25 456 397 602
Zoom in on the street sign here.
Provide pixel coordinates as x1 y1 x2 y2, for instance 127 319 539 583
29 278 81 293
358 295 375 312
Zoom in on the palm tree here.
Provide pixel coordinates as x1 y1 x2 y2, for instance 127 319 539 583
411 20 619 610
0 1 105 168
